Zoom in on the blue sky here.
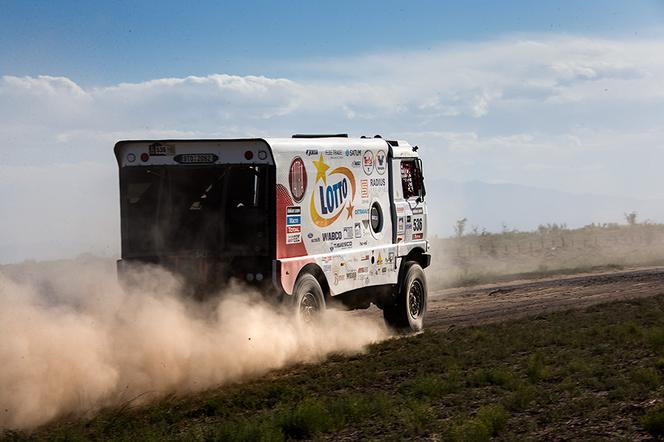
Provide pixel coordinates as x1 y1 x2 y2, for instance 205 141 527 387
1 0 663 84
1 1 664 262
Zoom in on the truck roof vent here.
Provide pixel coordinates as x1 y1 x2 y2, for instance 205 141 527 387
292 134 348 139
387 140 399 146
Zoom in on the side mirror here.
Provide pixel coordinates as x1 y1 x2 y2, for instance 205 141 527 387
417 159 426 200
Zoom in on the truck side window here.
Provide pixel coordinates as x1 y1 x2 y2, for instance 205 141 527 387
400 160 423 200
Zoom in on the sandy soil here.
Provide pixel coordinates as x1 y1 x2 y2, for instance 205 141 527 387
355 266 664 331
424 266 664 330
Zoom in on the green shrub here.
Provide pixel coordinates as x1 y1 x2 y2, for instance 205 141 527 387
631 367 661 389
504 383 538 411
655 357 664 371
642 405 664 438
402 373 458 399
278 398 333 439
468 368 516 389
527 352 552 382
448 405 508 442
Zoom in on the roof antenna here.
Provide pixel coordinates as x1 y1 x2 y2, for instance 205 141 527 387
412 145 419 152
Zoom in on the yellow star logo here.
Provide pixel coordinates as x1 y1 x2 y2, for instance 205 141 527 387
313 154 330 184
346 202 354 219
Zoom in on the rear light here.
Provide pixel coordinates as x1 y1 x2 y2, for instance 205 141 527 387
140 153 149 162
244 150 254 160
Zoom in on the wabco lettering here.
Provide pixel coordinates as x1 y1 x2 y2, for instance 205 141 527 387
322 231 342 241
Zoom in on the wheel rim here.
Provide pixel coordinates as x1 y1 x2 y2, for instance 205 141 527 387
299 292 320 323
408 280 424 319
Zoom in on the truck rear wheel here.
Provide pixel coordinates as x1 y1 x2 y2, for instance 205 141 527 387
383 261 427 332
291 273 326 323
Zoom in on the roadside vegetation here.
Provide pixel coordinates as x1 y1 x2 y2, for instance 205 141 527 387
5 294 664 441
429 219 664 289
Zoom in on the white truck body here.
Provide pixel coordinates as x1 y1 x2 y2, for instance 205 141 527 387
115 135 430 323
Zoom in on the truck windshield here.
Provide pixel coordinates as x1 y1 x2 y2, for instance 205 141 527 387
120 165 270 258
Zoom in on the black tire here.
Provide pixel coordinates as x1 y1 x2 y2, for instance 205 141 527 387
383 261 427 332
291 273 326 323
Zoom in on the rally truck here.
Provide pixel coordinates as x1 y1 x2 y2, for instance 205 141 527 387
114 134 430 331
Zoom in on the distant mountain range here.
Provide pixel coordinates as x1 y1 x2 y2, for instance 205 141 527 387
2 178 663 264
426 179 664 236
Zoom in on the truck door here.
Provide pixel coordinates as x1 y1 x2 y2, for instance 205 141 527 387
391 157 427 257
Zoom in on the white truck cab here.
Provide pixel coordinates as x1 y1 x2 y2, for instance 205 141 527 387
114 134 430 331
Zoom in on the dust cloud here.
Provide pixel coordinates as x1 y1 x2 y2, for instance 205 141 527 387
0 258 389 430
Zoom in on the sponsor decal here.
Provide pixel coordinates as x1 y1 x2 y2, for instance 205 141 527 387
311 237 321 243
288 157 307 202
345 149 362 156
343 227 353 240
370 178 386 187
354 222 362 238
375 150 387 175
334 272 346 285
321 256 333 263
376 253 383 266
307 232 314 239
286 225 301 234
397 216 405 234
388 252 395 264
286 233 301 244
148 142 175 156
346 271 357 280
406 215 412 223
358 240 368 246
323 264 332 272
174 153 218 164
413 218 423 231
285 204 302 244
412 207 424 215
324 149 343 157
406 223 412 230
396 235 404 243
351 160 361 168
396 206 405 214
362 150 374 175
305 149 319 156
310 154 357 227
322 231 342 241
360 179 369 199
413 232 424 240
361 255 370 261
354 208 369 216
332 241 353 249
358 266 368 274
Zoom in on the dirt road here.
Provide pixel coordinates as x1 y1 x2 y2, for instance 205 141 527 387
419 266 664 330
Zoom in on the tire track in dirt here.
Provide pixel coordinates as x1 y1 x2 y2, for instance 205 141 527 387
423 267 664 330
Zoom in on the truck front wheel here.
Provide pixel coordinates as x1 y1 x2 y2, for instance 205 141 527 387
291 273 326 323
383 262 427 332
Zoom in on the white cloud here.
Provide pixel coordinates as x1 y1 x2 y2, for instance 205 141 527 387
1 34 664 261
